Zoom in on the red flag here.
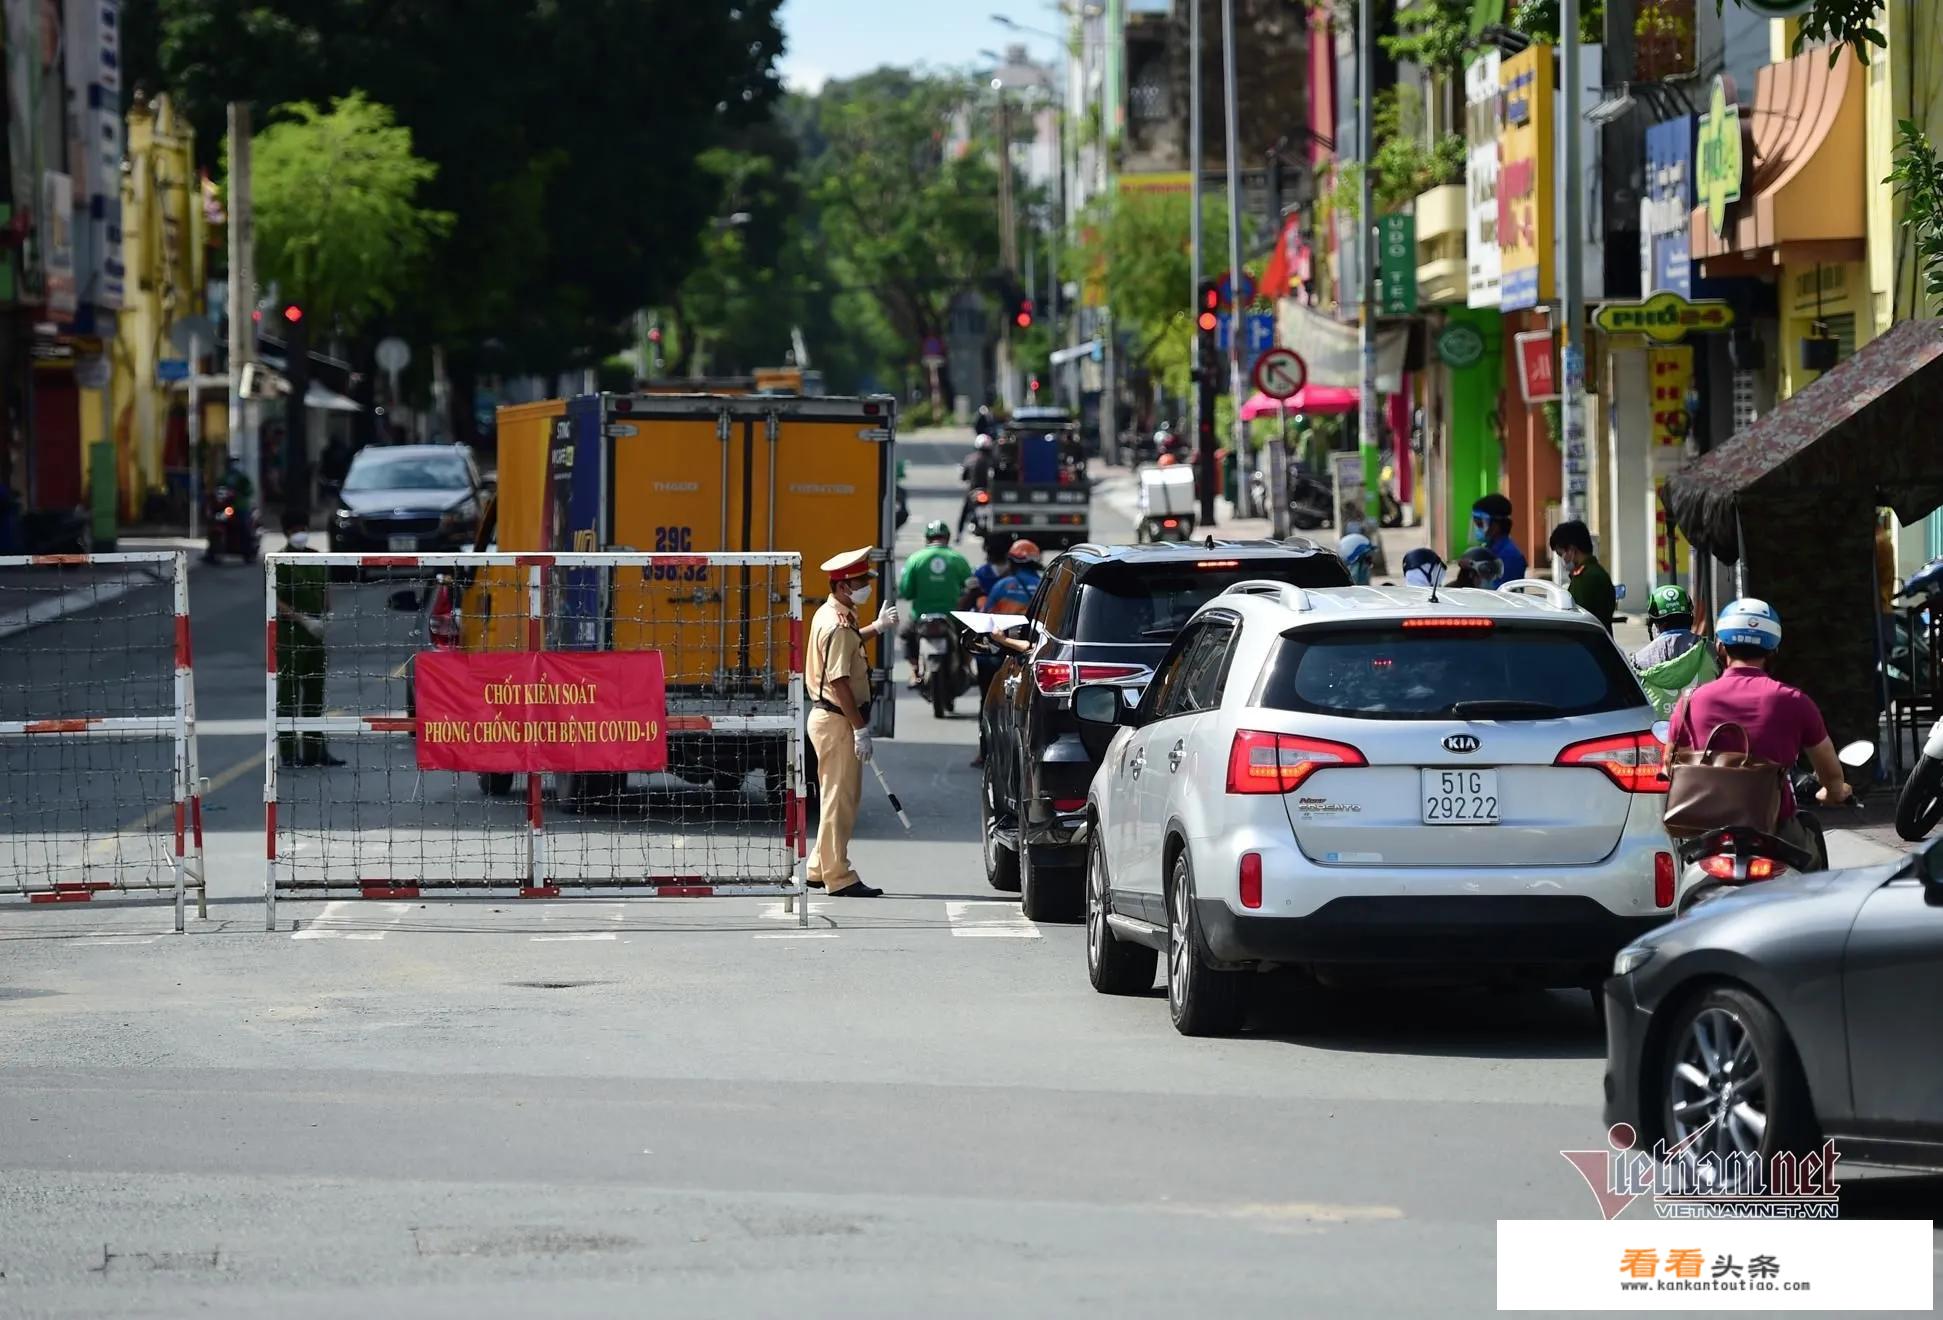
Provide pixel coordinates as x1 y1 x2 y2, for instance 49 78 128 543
1258 214 1303 301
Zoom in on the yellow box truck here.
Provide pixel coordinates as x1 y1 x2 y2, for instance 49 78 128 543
485 392 897 806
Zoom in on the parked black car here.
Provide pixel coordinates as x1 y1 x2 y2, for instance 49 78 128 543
1604 836 1943 1176
329 444 488 554
977 538 1351 922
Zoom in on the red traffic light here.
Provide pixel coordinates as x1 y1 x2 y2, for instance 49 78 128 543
1196 310 1219 333
647 327 662 343
1015 298 1034 329
283 304 303 324
1028 376 1040 392
1200 281 1221 312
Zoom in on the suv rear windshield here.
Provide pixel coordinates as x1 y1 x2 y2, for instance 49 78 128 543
1255 625 1644 720
1071 557 1350 641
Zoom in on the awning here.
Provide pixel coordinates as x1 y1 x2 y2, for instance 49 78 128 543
1661 317 1943 561
1237 384 1359 421
1689 49 1865 275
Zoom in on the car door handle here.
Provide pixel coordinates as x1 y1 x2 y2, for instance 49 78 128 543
1167 739 1185 772
1130 750 1145 780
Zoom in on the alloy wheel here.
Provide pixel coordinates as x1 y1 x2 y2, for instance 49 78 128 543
1667 1005 1768 1179
1085 839 1106 973
1167 875 1190 1011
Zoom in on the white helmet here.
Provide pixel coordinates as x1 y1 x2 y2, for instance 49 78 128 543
1716 597 1782 652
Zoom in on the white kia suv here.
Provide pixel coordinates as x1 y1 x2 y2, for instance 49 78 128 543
1073 578 1676 1036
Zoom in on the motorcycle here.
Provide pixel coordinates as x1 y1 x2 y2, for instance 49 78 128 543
918 613 974 717
1896 716 1943 840
1676 740 1874 916
204 484 260 563
1246 459 1336 532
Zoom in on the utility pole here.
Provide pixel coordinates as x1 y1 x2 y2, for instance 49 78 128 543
1560 0 1589 532
1221 0 1247 518
1190 0 1213 526
1357 0 1379 527
226 102 255 491
995 81 1018 413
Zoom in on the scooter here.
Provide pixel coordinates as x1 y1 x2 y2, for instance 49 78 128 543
1896 717 1943 840
918 613 975 718
1676 741 1874 916
204 484 260 563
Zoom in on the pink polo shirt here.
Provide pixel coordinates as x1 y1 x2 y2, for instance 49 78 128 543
1670 667 1829 821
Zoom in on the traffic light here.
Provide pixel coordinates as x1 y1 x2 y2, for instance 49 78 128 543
1196 280 1220 335
1014 297 1034 330
283 303 304 324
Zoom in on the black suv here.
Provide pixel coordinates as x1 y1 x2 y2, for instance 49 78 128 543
978 539 1351 921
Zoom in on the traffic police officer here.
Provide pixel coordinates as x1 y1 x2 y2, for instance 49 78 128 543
276 515 342 766
806 547 898 897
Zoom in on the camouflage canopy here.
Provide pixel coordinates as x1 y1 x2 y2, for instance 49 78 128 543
1662 317 1943 562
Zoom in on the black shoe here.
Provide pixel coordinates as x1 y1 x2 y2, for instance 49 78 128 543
314 752 347 767
806 879 825 890
829 882 882 898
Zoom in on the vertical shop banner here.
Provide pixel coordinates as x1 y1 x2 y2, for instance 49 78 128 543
414 651 670 773
1497 46 1554 312
1465 50 1502 309
1644 116 1695 298
1378 213 1417 315
40 171 77 318
1647 347 1692 447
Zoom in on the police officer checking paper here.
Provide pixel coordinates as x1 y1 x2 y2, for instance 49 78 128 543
806 547 898 897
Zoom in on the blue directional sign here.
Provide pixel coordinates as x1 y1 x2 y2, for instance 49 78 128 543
1216 313 1276 355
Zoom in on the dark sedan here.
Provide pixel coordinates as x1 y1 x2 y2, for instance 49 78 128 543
1604 836 1943 1175
329 445 487 554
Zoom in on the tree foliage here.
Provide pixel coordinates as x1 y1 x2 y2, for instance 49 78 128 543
1887 120 1943 310
1380 0 1474 72
242 93 450 334
1076 188 1230 399
123 0 783 390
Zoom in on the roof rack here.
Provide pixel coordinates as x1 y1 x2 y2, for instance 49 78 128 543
1499 578 1577 612
1219 579 1314 612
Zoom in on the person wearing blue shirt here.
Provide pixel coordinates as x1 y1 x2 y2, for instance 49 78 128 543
1469 493 1527 588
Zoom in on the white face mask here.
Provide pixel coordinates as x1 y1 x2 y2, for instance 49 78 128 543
846 582 873 605
287 531 310 550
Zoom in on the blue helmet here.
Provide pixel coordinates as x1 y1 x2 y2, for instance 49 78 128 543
1717 597 1782 651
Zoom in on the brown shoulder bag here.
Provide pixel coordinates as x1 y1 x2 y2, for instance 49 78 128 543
1661 721 1782 839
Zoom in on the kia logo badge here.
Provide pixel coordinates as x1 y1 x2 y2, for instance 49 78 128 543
1443 734 1481 754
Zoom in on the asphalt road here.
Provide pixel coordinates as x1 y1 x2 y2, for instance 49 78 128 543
0 429 1935 1318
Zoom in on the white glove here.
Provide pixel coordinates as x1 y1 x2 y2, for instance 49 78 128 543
875 604 900 634
853 726 875 763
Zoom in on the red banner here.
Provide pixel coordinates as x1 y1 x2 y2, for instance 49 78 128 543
414 651 668 773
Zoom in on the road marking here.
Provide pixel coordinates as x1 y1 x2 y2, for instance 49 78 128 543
754 930 839 939
532 933 618 942
945 900 1042 938
291 900 410 940
85 746 268 860
760 899 826 920
76 935 163 946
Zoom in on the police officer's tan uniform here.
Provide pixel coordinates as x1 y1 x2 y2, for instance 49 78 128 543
806 548 893 896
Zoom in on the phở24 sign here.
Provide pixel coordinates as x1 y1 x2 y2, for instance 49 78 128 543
414 651 668 773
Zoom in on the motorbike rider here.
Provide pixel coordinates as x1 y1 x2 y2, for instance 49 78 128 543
1665 599 1852 860
970 539 1045 769
1632 584 1718 717
957 435 995 537
897 519 972 686
1468 493 1527 588
1338 531 1375 586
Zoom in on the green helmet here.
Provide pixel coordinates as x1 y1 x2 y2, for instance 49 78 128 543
924 519 951 542
1647 584 1694 621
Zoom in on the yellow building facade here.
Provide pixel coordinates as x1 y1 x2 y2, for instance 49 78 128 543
113 94 210 518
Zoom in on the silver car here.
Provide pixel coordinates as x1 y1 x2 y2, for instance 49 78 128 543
1075 579 1676 1036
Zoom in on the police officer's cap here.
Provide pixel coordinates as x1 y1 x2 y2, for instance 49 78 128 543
821 547 878 582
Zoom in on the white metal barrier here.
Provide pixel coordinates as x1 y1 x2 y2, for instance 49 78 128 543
0 551 205 930
263 550 808 928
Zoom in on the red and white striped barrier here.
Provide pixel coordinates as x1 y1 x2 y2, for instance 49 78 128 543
0 551 205 930
263 551 807 928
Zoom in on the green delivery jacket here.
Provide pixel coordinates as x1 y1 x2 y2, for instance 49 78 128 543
1636 636 1718 718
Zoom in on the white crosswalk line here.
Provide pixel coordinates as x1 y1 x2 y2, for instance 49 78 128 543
945 900 1042 938
532 933 618 942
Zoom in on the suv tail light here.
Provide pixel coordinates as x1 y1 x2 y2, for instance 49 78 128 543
1555 732 1667 793
1031 661 1149 695
1226 730 1365 794
427 582 459 648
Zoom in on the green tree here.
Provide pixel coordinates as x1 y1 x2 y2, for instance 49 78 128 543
124 0 783 433
241 93 450 333
1887 120 1943 310
794 69 1004 394
1076 188 1230 399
